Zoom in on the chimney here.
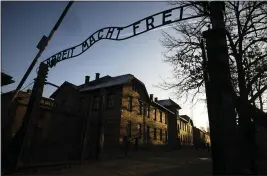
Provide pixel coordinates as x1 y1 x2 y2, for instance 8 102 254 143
150 94 154 101
154 97 158 102
85 76 90 84
95 73 100 80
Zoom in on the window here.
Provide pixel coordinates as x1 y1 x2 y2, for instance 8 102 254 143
146 105 149 117
154 128 157 140
160 111 163 122
138 100 143 114
126 120 132 137
132 84 137 92
165 130 168 141
107 94 115 108
154 109 157 120
147 126 150 139
160 129 163 141
164 113 167 124
180 121 182 129
93 96 100 110
127 96 132 111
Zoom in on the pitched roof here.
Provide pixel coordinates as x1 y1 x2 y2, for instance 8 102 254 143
157 99 181 109
50 73 150 102
151 101 175 115
179 115 193 125
79 74 134 92
1 72 15 86
78 75 112 89
50 81 77 99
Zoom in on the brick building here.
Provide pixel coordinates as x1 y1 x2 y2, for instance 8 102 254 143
157 99 181 148
50 73 179 158
193 126 208 149
2 73 190 164
178 115 194 146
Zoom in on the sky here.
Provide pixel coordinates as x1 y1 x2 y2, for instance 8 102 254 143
1 1 209 129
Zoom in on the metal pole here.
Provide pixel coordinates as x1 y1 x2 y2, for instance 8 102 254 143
11 1 74 102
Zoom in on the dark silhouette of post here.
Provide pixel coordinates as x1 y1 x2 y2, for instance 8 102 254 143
203 2 239 174
134 137 138 151
3 63 48 172
95 88 107 160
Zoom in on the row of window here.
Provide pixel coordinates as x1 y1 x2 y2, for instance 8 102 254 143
153 128 163 141
127 96 167 124
179 121 191 133
125 120 167 141
180 135 192 144
92 94 116 110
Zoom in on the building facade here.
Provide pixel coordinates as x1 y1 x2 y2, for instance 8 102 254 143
178 115 194 146
157 99 181 148
193 126 209 149
49 73 178 158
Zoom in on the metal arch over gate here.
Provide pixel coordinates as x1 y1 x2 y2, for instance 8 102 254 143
42 3 205 68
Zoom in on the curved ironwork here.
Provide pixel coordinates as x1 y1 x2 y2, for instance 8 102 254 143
42 3 204 68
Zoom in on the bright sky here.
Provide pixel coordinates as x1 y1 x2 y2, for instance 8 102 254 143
1 1 209 129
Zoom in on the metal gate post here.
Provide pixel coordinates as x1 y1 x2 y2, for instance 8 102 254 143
203 1 240 174
96 88 107 160
4 63 48 172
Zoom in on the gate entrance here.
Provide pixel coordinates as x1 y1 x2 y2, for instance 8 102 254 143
4 2 262 175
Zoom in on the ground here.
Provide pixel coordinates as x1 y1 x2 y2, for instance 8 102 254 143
13 148 212 176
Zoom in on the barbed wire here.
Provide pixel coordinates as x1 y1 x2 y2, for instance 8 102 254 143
21 79 35 91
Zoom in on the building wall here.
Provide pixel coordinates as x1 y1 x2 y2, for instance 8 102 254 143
24 108 84 164
160 105 179 148
178 119 193 146
53 84 80 112
1 90 85 164
193 126 206 149
80 85 123 158
120 80 168 145
205 133 211 145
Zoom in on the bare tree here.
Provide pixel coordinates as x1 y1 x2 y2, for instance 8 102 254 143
159 1 267 108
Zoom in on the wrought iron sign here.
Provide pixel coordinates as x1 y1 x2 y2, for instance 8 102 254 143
40 98 57 107
42 4 204 68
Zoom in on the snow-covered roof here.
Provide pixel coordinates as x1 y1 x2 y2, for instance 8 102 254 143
157 100 172 106
157 99 181 109
79 74 134 92
50 81 78 99
179 115 193 125
152 101 175 115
